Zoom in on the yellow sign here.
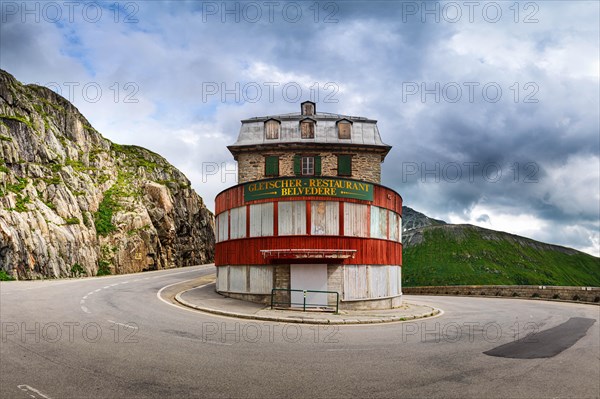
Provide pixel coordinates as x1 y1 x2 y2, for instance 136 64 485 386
244 177 374 201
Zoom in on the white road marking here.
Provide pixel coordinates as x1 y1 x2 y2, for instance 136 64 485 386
82 295 88 300
81 305 90 314
203 340 233 346
79 299 85 305
156 279 209 313
107 320 138 329
17 385 52 399
94 289 101 293
103 286 110 289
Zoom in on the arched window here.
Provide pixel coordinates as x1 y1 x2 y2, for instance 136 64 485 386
300 118 315 139
264 119 280 140
337 120 352 139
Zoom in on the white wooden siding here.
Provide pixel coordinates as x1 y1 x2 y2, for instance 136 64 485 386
370 206 388 239
216 211 228 242
343 265 402 300
343 203 369 237
389 211 399 242
229 266 247 293
368 266 388 298
311 201 339 235
278 201 306 235
230 206 247 239
249 266 273 294
343 265 368 300
250 203 274 237
217 266 228 291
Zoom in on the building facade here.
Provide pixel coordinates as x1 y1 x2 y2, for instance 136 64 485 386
214 101 403 310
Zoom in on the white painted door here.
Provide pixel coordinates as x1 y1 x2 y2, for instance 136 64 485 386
290 264 328 308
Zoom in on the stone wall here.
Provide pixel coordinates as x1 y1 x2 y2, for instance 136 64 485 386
236 151 381 183
403 285 600 304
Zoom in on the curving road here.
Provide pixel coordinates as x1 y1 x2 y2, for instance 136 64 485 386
1 265 598 398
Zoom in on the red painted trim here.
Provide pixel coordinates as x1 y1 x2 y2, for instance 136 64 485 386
339 202 344 235
245 205 250 238
215 236 402 266
306 200 312 235
215 180 402 214
273 200 279 236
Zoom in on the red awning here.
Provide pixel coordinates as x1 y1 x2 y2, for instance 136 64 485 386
260 249 357 260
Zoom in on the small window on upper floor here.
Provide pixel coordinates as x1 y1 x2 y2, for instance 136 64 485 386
265 156 279 177
337 120 352 139
301 101 315 116
300 119 315 139
265 119 280 140
337 155 352 176
294 155 321 176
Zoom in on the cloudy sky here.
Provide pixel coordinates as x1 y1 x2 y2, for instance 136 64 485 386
1 1 598 255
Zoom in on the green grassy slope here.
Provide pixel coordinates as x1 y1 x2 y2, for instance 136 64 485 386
402 225 600 287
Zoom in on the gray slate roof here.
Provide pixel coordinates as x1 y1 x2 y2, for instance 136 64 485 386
230 112 390 148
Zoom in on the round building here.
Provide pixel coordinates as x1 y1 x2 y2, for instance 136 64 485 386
215 101 403 310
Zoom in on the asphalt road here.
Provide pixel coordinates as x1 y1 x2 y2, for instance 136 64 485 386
1 265 598 399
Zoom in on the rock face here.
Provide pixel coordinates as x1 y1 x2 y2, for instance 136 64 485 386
0 70 215 279
402 206 446 232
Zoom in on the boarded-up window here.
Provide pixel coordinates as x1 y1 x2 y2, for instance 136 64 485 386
249 266 273 294
389 210 399 242
217 266 228 292
230 206 246 239
311 201 339 235
338 121 351 139
265 156 279 177
249 203 274 237
216 211 228 242
278 201 306 235
302 102 315 115
343 265 402 300
343 203 369 237
337 155 352 176
301 121 315 139
265 120 280 139
229 266 247 293
370 206 388 239
343 265 368 300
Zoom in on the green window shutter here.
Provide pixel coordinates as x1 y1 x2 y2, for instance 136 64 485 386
314 156 321 176
293 155 301 176
265 156 279 176
338 155 351 176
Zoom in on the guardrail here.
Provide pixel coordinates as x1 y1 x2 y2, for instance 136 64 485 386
270 288 339 313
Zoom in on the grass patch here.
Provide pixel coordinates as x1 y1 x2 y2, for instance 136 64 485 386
402 226 600 287
65 217 80 225
96 260 112 276
94 190 118 236
0 270 14 281
70 263 86 277
0 113 33 129
0 134 12 142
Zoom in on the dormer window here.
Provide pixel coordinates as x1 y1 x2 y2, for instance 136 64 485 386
301 101 316 116
300 118 315 139
264 119 280 140
337 119 352 139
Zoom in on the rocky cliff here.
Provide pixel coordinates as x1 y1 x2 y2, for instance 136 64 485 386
0 70 215 280
402 206 446 232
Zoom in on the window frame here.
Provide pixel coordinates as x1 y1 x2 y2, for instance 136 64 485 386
264 155 279 177
301 156 315 176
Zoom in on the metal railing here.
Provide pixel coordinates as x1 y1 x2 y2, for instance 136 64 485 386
270 288 339 313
